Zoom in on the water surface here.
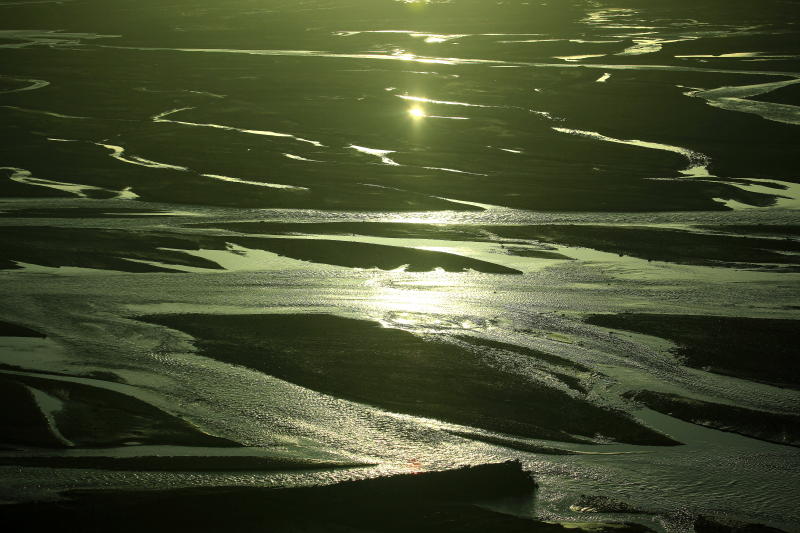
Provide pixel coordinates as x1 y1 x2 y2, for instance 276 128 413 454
1 1 799 531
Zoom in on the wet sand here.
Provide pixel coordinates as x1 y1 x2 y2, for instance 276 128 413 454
584 314 800 388
0 461 655 533
0 320 44 338
0 226 522 273
142 313 677 446
625 390 800 447
0 371 237 448
195 221 800 269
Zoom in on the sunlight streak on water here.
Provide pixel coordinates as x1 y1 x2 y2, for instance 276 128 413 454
349 144 400 165
1 166 138 199
201 174 309 191
363 272 461 319
152 107 325 146
397 94 493 108
552 126 713 178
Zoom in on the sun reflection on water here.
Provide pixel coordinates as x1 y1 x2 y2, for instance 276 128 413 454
361 270 460 318
365 275 453 317
360 271 494 333
409 106 427 119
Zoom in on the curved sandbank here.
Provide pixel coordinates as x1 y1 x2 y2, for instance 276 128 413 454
584 313 800 388
141 313 678 446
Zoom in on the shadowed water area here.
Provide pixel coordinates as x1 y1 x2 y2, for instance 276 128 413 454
0 1 799 532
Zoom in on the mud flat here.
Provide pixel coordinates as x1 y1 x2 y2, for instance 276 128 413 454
0 461 654 533
0 371 237 449
584 313 800 388
197 222 800 269
142 313 677 446
696 225 800 238
0 226 224 273
0 376 65 448
694 515 789 533
0 207 181 218
486 225 800 269
0 452 367 472
193 221 497 242
0 0 798 528
0 226 520 274
625 390 800 447
231 236 522 273
0 320 45 338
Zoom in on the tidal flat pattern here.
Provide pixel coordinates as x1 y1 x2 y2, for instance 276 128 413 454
0 1 798 532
